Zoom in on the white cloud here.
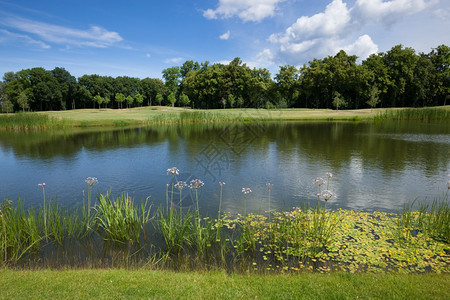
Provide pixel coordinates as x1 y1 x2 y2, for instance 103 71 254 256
1 16 123 48
0 29 51 49
164 57 184 64
267 0 435 66
353 0 436 27
204 0 285 22
146 53 151 58
342 35 378 61
247 48 276 69
220 30 231 40
433 8 449 20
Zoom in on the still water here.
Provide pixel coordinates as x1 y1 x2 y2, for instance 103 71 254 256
0 121 448 214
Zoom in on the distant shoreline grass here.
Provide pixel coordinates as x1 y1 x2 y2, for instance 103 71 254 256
0 269 449 299
1 106 448 130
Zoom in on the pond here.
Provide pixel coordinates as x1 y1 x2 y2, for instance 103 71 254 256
0 120 448 215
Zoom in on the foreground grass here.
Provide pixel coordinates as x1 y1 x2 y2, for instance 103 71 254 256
1 106 448 129
0 269 448 299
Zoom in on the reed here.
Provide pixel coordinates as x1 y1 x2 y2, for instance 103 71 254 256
395 193 449 244
157 208 192 256
375 107 450 122
0 199 43 264
93 192 152 243
0 112 63 130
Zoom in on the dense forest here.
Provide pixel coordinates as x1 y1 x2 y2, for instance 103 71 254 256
0 44 448 113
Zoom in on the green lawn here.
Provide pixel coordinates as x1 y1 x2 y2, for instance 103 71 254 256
0 269 448 299
44 106 382 125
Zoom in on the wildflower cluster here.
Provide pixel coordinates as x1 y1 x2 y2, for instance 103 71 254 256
174 181 187 191
85 177 98 186
241 187 252 194
167 167 179 176
189 179 204 190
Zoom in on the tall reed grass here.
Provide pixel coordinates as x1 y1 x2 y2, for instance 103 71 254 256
375 107 450 122
394 193 449 244
0 113 63 130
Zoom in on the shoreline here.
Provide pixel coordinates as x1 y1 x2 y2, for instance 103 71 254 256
1 106 449 129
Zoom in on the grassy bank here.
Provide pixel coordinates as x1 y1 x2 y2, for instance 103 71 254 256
1 106 449 129
0 269 448 299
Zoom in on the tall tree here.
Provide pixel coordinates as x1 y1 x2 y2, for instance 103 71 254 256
275 65 299 107
167 92 176 107
115 93 125 109
162 67 181 95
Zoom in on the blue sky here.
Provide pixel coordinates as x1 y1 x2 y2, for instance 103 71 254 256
0 0 449 79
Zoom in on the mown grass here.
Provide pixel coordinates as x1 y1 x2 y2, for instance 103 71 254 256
0 269 448 299
1 106 448 130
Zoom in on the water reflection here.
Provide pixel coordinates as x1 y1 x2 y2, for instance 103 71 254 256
0 121 448 213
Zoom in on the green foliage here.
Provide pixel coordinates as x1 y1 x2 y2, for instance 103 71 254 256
0 112 59 130
366 85 380 111
375 107 450 121
93 94 104 109
155 93 163 106
115 93 125 109
332 91 347 110
167 92 176 107
134 92 144 106
1 44 448 112
93 192 152 243
179 93 190 107
126 95 133 108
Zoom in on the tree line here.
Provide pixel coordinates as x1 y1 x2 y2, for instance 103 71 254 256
0 44 448 113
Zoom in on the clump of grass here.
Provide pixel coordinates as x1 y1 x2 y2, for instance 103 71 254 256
93 192 152 244
157 208 192 257
395 193 449 245
375 107 450 122
0 199 43 264
0 112 63 130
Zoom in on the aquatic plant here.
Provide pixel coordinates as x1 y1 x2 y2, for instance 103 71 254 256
174 181 187 213
84 177 98 228
167 167 179 212
93 192 152 243
38 183 47 240
242 188 252 216
266 183 273 221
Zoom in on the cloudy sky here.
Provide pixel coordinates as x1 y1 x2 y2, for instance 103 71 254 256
0 0 448 79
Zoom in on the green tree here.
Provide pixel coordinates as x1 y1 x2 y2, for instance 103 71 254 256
383 45 418 107
156 93 163 106
428 45 450 106
115 93 125 109
93 94 104 109
275 65 299 107
134 92 144 106
179 93 190 107
140 78 164 106
51 67 77 110
227 94 235 108
17 90 30 111
366 85 380 112
103 96 110 108
332 91 347 110
126 95 134 108
2 97 13 113
162 67 181 95
167 92 176 107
